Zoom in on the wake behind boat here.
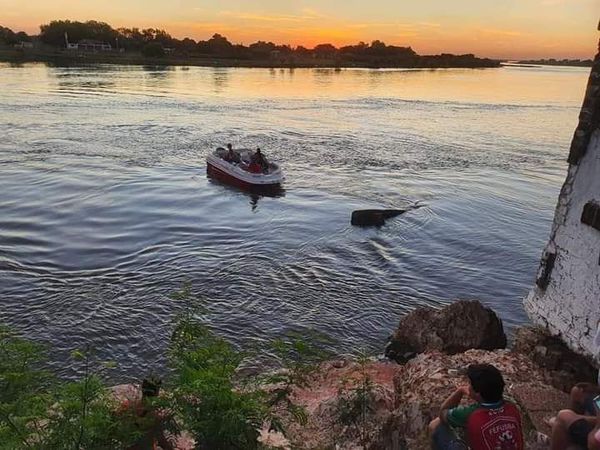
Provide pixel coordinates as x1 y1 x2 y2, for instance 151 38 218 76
206 146 284 189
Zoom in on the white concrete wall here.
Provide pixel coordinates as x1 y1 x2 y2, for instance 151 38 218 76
525 129 600 359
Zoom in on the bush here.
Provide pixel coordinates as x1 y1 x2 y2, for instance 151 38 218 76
0 293 330 449
169 316 268 449
142 42 165 58
0 329 141 449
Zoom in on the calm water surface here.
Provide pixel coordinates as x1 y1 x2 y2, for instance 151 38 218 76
0 63 588 379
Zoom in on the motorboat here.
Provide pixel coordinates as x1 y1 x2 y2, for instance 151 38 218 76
206 147 284 189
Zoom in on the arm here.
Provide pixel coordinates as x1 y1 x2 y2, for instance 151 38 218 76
588 412 600 450
439 386 469 424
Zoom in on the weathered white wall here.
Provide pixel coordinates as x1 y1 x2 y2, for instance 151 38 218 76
525 128 600 359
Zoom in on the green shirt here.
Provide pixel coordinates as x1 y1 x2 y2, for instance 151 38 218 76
447 401 505 428
447 403 480 427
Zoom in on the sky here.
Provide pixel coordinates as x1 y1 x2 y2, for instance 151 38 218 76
1 0 598 59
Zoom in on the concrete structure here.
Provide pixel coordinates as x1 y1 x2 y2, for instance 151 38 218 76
73 39 112 51
524 32 600 360
14 41 33 49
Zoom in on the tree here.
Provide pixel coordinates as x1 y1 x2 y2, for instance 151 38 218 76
0 26 17 45
313 43 337 59
197 33 234 56
15 31 30 42
39 20 118 46
141 42 165 58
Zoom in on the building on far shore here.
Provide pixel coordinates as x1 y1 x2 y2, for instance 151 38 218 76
67 39 112 52
524 28 600 360
14 41 33 49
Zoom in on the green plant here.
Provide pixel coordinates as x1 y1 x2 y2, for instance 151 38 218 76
336 352 377 448
169 315 268 449
0 329 142 449
263 331 330 427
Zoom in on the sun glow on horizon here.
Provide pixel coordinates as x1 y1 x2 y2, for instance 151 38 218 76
0 0 597 59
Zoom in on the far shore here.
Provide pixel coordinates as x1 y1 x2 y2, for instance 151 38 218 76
0 48 502 70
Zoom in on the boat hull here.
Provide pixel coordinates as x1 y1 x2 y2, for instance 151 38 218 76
207 162 282 189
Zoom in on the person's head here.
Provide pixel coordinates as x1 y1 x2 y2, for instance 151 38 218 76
227 143 232 150
256 148 261 154
467 364 505 403
141 377 162 399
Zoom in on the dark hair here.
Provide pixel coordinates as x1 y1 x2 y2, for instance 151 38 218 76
141 377 162 398
467 364 505 403
227 143 232 149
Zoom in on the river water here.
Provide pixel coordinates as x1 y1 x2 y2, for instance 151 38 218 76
0 62 588 379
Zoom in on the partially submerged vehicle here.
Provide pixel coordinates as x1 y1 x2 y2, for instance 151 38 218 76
206 147 284 189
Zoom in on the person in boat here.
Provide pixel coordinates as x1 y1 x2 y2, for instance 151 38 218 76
250 147 269 173
224 143 240 163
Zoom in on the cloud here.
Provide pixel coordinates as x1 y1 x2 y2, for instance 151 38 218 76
477 28 526 37
218 9 323 23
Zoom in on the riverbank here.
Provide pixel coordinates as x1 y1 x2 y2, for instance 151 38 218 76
0 47 501 69
4 299 595 449
265 300 597 449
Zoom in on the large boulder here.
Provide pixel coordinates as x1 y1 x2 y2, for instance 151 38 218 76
513 326 598 391
385 300 507 363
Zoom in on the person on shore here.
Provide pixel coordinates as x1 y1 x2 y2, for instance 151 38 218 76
547 319 600 449
590 411 600 450
549 408 598 450
224 143 240 163
428 363 524 450
123 378 175 450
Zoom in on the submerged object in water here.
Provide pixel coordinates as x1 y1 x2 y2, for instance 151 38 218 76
351 209 407 227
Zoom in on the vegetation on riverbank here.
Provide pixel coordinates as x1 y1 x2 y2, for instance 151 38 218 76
517 58 593 67
0 298 337 449
0 20 500 69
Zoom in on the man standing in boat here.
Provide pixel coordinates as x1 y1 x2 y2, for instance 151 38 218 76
224 143 240 163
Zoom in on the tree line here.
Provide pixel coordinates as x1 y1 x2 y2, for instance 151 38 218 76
0 20 499 67
0 25 31 45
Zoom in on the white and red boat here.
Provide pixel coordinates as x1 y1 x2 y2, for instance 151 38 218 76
206 147 284 189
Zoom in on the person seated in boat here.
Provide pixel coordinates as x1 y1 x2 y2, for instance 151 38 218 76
223 143 240 163
250 148 269 173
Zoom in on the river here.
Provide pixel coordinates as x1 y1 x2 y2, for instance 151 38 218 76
0 62 588 379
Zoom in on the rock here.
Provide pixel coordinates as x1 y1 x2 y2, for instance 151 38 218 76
351 209 406 227
280 359 399 449
510 382 569 437
385 300 507 363
513 326 598 391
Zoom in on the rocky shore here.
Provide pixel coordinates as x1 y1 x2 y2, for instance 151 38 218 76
271 300 597 449
110 300 597 449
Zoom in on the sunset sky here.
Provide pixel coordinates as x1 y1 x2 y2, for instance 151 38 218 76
1 0 598 59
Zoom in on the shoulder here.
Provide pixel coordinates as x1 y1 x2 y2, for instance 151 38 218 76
447 403 480 427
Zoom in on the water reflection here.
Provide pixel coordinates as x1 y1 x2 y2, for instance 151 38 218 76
212 67 230 93
142 65 175 78
206 172 285 211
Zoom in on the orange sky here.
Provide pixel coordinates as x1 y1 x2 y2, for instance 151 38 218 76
0 0 598 59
